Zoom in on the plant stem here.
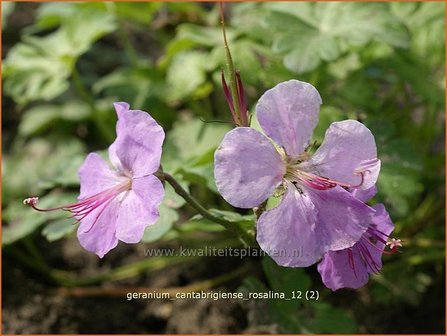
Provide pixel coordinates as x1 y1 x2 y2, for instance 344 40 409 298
161 172 256 246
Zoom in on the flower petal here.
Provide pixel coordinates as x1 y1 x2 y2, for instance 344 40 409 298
115 178 163 243
317 248 369 291
350 185 377 203
256 80 322 157
108 102 164 176
77 200 120 258
307 186 375 252
257 184 375 267
214 127 286 208
131 174 164 217
113 102 164 142
257 185 325 267
112 134 163 178
366 203 394 272
78 153 123 200
309 120 379 189
317 203 394 291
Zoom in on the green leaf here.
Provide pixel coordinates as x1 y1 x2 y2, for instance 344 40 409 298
39 154 85 189
169 118 230 161
178 218 225 233
3 3 116 105
42 218 77 242
2 138 85 201
142 178 188 243
19 101 91 137
264 2 410 73
93 63 170 109
3 193 78 245
142 204 178 243
184 209 254 236
301 302 357 333
327 52 362 79
163 118 231 180
166 51 215 101
162 23 238 67
19 107 60 137
111 2 162 25
262 257 311 295
209 209 255 223
176 23 238 48
377 164 423 217
238 276 269 293
3 33 73 105
2 2 15 28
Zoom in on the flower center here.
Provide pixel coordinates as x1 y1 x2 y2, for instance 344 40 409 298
284 164 365 191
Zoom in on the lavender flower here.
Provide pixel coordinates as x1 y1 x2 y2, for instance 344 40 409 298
317 187 401 291
24 102 165 257
214 80 381 267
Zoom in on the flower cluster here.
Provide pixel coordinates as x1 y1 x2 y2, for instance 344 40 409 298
214 80 401 290
24 80 400 291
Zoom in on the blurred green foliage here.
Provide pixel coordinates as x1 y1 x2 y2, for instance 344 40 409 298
2 2 444 333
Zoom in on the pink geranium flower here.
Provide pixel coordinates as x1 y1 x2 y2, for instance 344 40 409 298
214 80 381 267
24 102 165 257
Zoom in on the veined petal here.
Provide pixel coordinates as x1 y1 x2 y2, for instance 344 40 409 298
113 102 165 144
366 203 394 272
113 134 163 178
256 184 325 267
256 80 322 158
307 185 374 252
131 174 164 218
214 127 286 208
309 120 379 189
77 200 120 258
317 248 369 291
115 189 160 244
78 153 123 200
317 203 394 291
257 184 374 267
350 185 377 203
109 102 164 176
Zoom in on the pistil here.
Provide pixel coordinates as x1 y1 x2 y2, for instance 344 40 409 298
23 179 132 223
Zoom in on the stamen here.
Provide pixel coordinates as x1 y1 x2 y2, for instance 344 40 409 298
287 169 366 191
386 238 402 251
23 180 131 229
358 241 381 273
347 248 358 279
346 225 402 278
81 196 116 233
362 225 402 257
